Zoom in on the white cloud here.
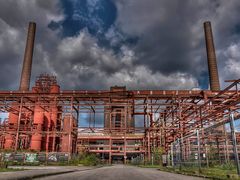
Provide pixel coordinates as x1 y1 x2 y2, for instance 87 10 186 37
222 42 240 81
48 29 198 90
105 65 198 90
105 26 125 47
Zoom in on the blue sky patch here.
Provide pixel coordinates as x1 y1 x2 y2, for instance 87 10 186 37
57 0 117 37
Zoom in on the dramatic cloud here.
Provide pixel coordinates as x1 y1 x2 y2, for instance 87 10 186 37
0 0 63 90
0 20 23 89
114 0 240 89
50 30 197 90
0 0 240 91
222 43 240 81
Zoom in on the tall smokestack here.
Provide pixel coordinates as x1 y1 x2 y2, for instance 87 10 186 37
203 21 220 91
19 22 36 91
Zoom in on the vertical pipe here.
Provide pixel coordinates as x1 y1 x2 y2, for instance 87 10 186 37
206 144 209 168
143 138 146 165
69 97 74 158
177 138 182 170
229 112 240 176
196 129 201 171
68 116 72 162
4 107 18 149
171 143 174 166
203 21 220 91
31 103 44 151
61 116 71 152
19 22 36 91
50 85 60 151
124 107 127 164
14 97 23 151
124 133 127 164
224 127 230 162
147 131 151 161
109 137 112 164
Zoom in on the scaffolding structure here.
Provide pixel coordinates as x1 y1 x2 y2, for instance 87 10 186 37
0 74 78 155
0 75 240 163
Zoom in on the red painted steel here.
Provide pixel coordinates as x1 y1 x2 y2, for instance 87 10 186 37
4 104 19 149
61 115 72 153
30 105 44 151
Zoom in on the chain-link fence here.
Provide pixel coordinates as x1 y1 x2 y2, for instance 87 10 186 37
169 115 240 175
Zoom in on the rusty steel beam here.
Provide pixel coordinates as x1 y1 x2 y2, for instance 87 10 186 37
204 21 220 91
88 150 145 153
1 77 240 162
0 90 217 99
19 22 36 91
78 136 144 140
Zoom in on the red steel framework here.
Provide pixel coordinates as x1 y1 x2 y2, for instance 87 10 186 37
0 74 240 163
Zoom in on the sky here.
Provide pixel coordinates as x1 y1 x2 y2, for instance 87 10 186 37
0 0 240 91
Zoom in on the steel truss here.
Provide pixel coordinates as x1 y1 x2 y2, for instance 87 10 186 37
0 79 240 163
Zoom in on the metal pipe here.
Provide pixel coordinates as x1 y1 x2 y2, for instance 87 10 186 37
30 103 44 151
14 96 23 152
229 112 240 176
196 129 201 171
109 136 112 164
203 21 220 91
19 22 36 91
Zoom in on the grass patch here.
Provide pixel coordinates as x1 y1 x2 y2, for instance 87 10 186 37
0 168 24 172
136 162 240 179
158 165 240 180
139 164 161 168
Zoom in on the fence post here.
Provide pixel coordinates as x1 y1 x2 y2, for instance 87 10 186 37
177 138 182 170
205 144 209 168
229 112 240 176
196 129 201 171
151 154 153 166
171 143 174 167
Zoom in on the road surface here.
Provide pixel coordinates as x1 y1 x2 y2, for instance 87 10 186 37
36 165 204 180
0 166 94 180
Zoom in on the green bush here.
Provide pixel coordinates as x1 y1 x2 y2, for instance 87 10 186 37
207 145 219 167
152 147 164 165
131 156 143 165
79 154 100 166
216 162 236 170
69 153 100 166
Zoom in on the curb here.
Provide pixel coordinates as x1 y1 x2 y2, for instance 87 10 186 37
17 170 78 180
6 167 98 180
157 168 235 179
159 170 210 178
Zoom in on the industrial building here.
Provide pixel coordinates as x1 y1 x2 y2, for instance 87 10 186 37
0 21 240 164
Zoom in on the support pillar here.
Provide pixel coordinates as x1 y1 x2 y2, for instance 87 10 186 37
229 112 240 176
109 137 112 164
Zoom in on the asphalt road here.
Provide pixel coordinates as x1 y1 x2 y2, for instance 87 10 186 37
0 166 93 180
36 165 204 180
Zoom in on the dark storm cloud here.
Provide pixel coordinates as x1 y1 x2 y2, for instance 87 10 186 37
0 20 24 90
0 0 63 90
134 25 193 74
114 0 240 88
115 1 210 80
0 0 240 91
